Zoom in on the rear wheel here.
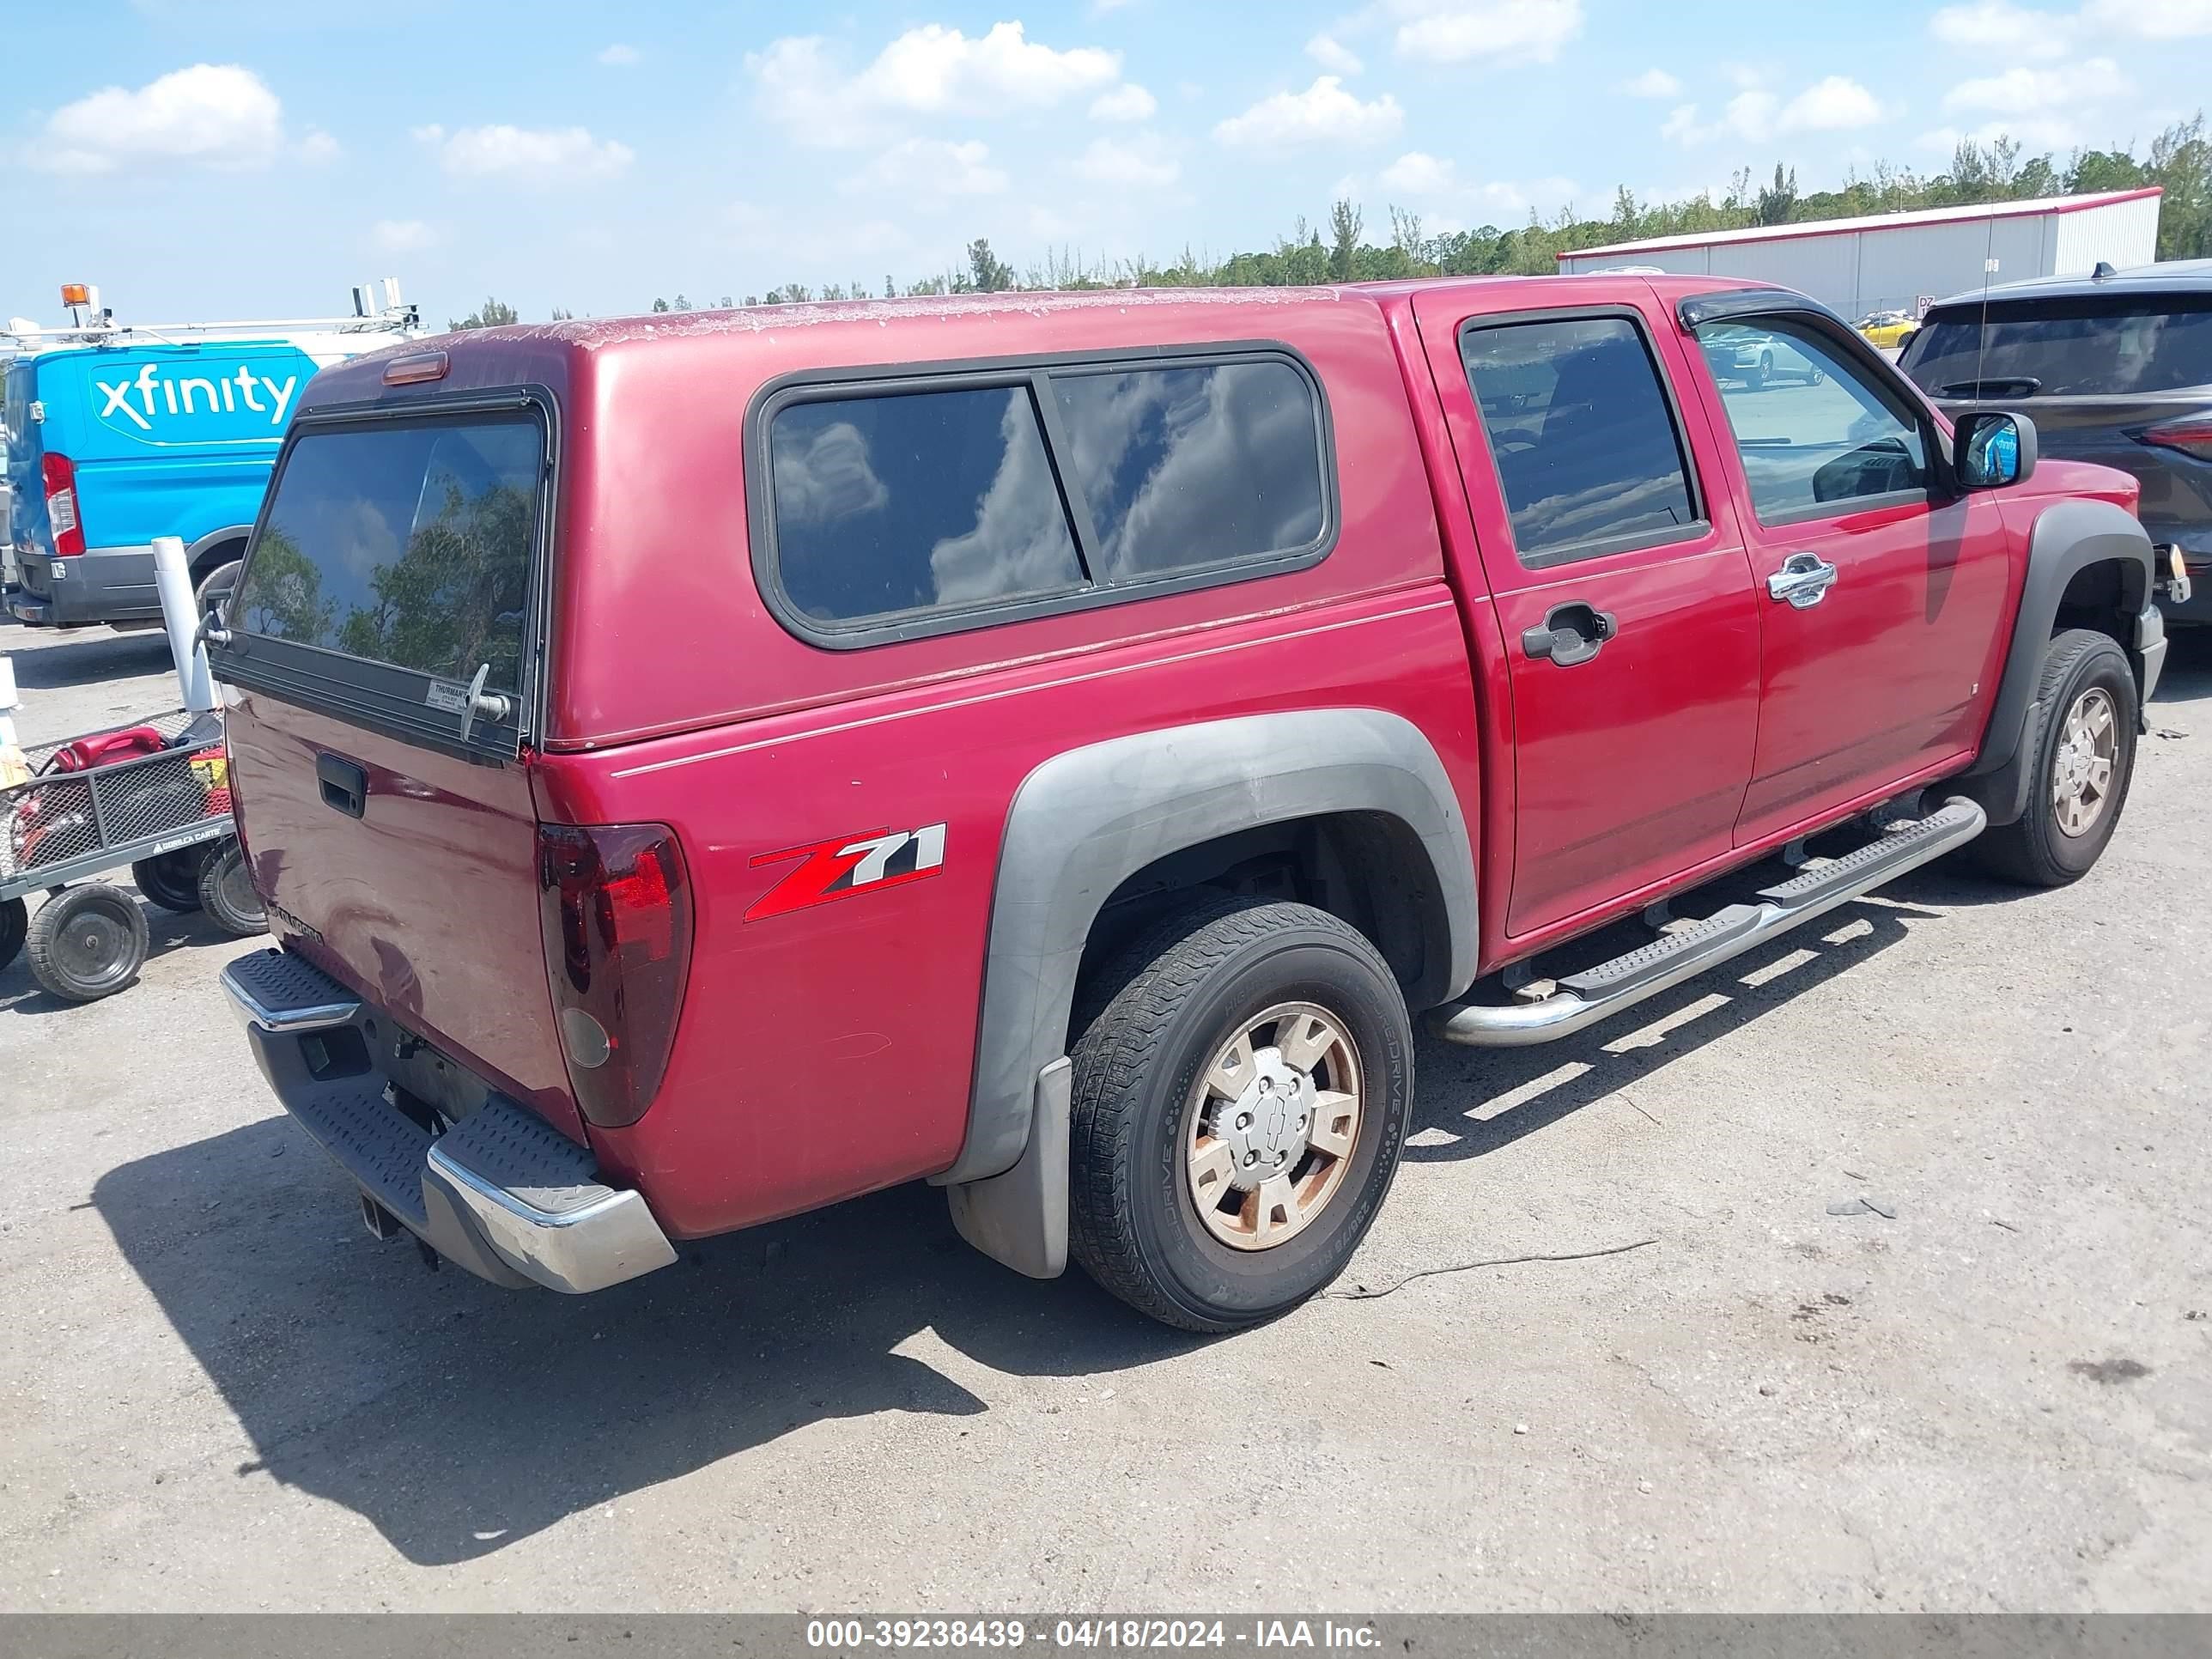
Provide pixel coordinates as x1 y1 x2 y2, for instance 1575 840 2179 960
1972 629 2138 887
198 838 267 936
27 884 150 1001
131 847 206 912
0 896 27 974
1066 896 1413 1332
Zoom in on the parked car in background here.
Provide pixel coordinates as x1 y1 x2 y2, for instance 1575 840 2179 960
1857 309 1919 350
1698 322 1826 389
214 276 2161 1333
4 283 419 629
1899 260 2210 622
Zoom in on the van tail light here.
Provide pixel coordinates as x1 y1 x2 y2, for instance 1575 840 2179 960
537 823 693 1129
41 453 84 556
2141 416 2212 463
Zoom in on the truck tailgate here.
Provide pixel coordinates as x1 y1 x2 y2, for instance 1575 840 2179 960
227 695 584 1142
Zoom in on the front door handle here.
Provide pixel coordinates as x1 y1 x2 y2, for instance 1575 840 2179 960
1522 601 1619 667
1767 551 1839 609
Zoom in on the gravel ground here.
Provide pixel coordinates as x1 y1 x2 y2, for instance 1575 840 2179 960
0 616 2206 1613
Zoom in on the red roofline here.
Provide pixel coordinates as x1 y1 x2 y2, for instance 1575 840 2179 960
1555 185 2164 263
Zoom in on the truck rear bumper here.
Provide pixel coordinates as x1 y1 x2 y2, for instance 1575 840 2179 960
222 948 677 1294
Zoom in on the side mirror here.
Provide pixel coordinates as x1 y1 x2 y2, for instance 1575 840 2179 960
1955 410 2037 490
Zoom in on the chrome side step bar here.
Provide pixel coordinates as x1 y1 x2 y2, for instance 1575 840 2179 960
1429 797 1986 1048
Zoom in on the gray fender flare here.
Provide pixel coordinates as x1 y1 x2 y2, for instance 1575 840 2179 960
939 708 1479 1194
1960 497 2155 825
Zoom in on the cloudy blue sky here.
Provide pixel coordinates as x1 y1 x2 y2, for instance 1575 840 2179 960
7 0 2210 325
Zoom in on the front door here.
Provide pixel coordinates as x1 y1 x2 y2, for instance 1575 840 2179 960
1683 314 2014 845
1415 290 1763 941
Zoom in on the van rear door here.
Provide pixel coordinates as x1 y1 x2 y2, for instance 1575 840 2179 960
210 393 584 1139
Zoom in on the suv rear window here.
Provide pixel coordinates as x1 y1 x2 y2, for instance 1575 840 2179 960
1903 295 2212 397
234 415 544 694
757 349 1332 645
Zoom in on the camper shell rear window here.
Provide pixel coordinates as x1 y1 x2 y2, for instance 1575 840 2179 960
216 396 550 758
750 343 1336 647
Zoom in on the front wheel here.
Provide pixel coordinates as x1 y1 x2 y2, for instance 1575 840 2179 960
1972 629 2139 887
131 848 206 913
1067 896 1413 1332
194 558 241 620
0 896 27 974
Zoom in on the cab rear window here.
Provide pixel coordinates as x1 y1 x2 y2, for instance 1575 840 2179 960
754 349 1334 647
234 415 543 696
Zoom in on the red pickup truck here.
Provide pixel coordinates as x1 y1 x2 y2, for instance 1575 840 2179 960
210 274 2167 1332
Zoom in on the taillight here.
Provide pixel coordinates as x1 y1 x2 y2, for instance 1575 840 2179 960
41 453 84 556
2142 417 2212 463
537 823 692 1129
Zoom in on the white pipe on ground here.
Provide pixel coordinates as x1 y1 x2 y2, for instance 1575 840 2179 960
151 535 216 714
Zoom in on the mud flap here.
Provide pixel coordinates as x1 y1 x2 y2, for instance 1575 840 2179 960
945 1058 1071 1279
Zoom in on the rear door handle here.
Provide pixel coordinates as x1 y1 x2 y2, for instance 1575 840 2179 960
1767 552 1839 608
1522 601 1619 668
316 754 367 818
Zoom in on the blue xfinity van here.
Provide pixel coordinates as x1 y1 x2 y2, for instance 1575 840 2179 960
3 283 418 627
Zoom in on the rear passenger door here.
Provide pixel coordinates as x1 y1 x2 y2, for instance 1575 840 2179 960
1413 291 1763 940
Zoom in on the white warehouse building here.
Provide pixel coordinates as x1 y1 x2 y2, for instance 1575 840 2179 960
1558 186 2163 319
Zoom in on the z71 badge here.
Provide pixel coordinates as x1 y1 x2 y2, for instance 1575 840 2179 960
745 823 947 921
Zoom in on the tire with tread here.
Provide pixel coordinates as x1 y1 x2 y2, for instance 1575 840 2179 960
193 556 243 619
1066 893 1413 1332
131 847 206 912
0 896 26 975
198 837 268 936
1972 627 2137 887
27 884 150 1001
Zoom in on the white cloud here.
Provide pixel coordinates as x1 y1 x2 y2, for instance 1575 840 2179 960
1305 33 1364 75
1388 0 1583 64
1662 76 1881 144
843 137 1008 198
1944 58 2128 114
370 219 437 254
597 44 640 67
1625 69 1681 99
33 63 284 173
417 123 635 184
1214 76 1404 149
1090 82 1158 121
1074 134 1180 187
1380 151 1458 194
749 21 1120 148
2081 0 2212 36
299 127 339 163
1778 76 1882 132
1929 2 2072 58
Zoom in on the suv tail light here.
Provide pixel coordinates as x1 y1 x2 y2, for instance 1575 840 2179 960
41 453 84 556
537 823 692 1129
2141 416 2212 463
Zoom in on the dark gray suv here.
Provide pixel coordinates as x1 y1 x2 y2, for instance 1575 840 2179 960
1899 260 2210 623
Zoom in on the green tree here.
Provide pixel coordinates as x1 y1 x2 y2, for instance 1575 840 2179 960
1328 198 1363 282
966 238 1016 292
448 296 519 330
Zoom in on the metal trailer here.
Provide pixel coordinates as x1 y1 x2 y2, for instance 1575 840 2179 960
0 708 264 1001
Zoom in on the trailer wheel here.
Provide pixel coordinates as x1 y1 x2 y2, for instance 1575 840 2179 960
0 896 27 975
131 848 206 913
198 838 267 937
27 884 150 1001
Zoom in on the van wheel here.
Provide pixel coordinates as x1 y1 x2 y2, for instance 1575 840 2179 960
131 848 205 912
27 884 150 1001
1972 629 2138 888
194 558 242 618
0 896 27 974
198 838 267 936
1067 896 1413 1332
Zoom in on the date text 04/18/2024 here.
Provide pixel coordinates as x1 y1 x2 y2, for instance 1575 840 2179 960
804 1620 1382 1650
